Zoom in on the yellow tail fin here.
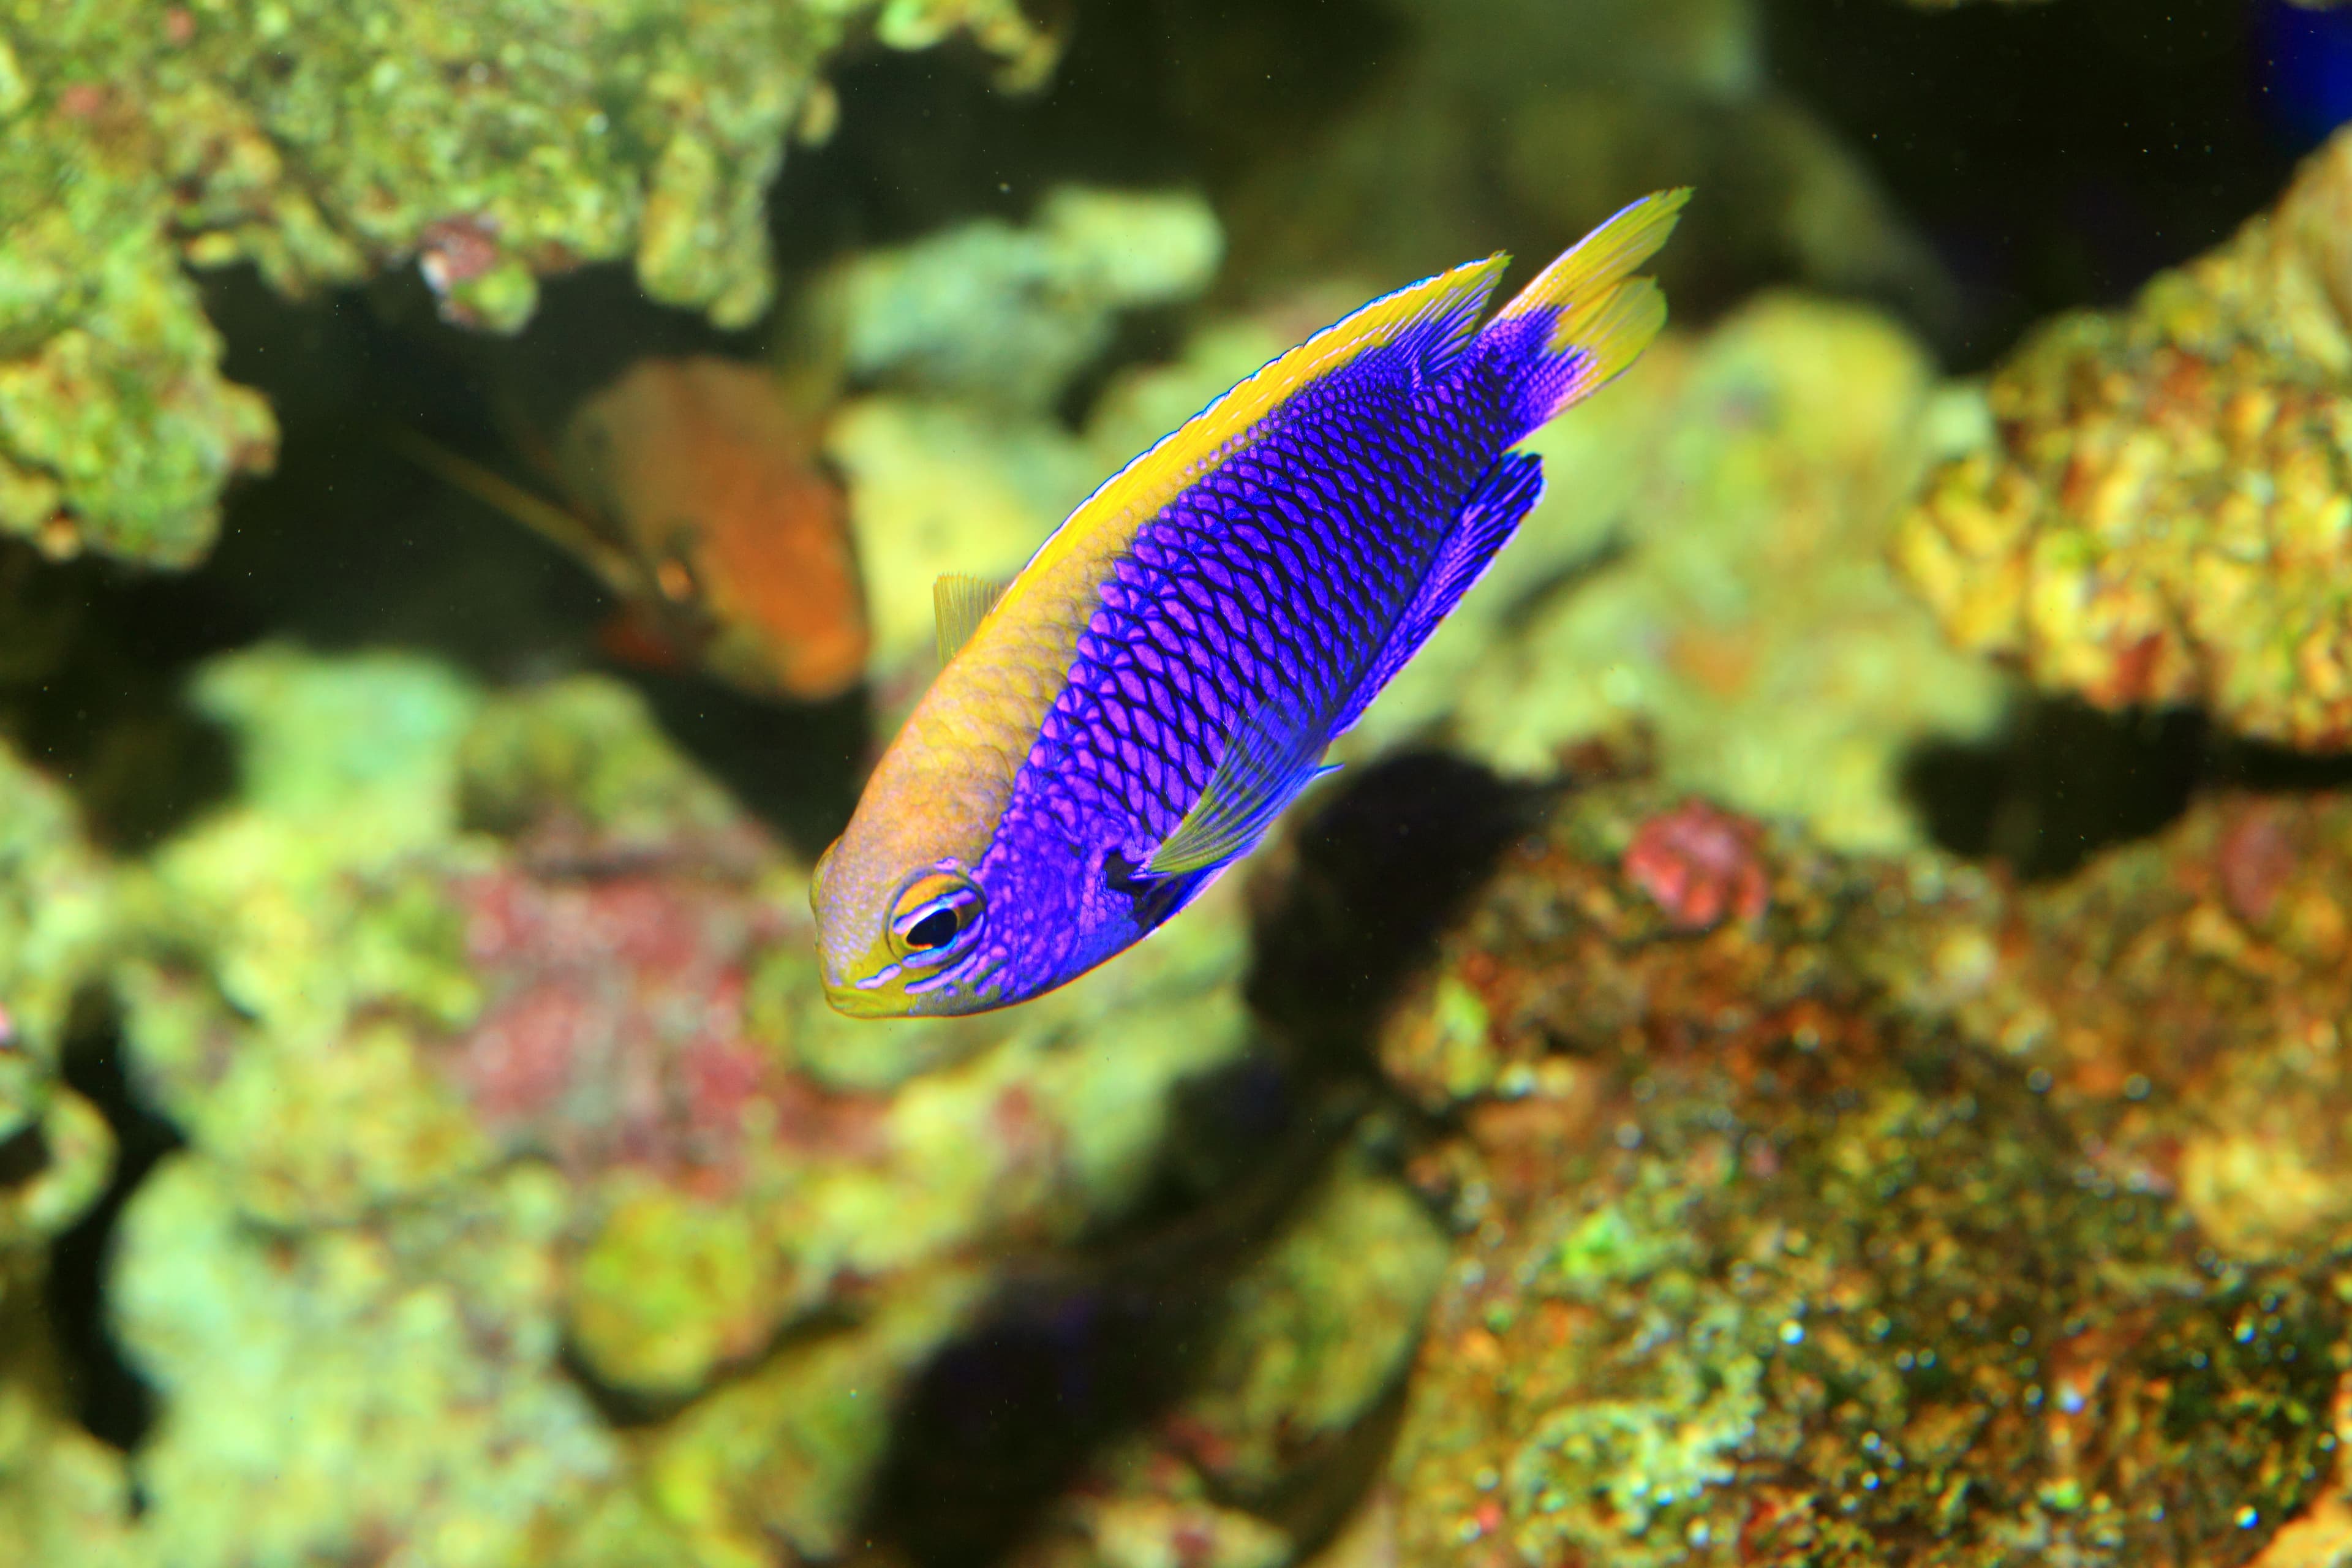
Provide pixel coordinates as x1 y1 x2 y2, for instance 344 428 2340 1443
1491 187 1690 420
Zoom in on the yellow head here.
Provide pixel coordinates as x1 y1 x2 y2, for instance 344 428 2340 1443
809 660 1031 1016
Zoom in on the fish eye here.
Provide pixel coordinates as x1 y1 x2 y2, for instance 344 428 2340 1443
888 869 984 962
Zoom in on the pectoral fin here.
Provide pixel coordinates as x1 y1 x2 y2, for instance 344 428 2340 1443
1144 693 1341 878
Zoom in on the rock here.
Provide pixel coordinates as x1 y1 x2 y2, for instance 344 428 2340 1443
813 187 1224 415
1897 125 2352 751
1374 775 2351 1564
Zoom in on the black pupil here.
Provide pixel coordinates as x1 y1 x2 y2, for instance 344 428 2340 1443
906 906 962 950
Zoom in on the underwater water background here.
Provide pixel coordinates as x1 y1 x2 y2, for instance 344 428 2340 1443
10 0 2352 1563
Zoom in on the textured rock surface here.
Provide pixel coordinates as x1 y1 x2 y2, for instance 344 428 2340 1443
0 739 127 1567
1942 792 2352 1261
1366 776 2352 1566
1898 126 2352 750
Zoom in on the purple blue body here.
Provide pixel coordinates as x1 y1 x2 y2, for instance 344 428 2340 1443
812 189 1689 1016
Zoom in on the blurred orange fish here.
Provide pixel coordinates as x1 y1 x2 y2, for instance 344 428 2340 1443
396 356 870 702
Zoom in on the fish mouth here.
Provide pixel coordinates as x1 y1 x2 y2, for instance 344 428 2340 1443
818 948 916 1018
820 980 913 1019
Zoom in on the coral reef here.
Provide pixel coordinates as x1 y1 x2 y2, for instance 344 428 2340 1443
115 1159 617 1568
1346 295 2006 853
1897 125 2352 750
0 739 118 1270
104 645 1267 1562
0 1355 145 1568
0 78 277 567
1369 777 2352 1566
0 0 1055 567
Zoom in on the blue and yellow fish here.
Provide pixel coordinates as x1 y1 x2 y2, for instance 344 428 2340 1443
814 190 1689 1016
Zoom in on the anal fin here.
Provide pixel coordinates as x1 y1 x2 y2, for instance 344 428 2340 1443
1330 450 1547 736
1143 693 1342 879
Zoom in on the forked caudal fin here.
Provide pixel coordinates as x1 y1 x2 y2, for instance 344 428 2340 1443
1483 187 1690 432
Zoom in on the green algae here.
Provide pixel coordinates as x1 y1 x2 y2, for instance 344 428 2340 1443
0 737 131 1568
456 677 748 847
0 0 1055 567
115 649 491 1224
815 185 1224 412
0 737 116 1123
0 59 275 567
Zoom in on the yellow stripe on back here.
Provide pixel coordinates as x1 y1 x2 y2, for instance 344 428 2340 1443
978 252 1514 635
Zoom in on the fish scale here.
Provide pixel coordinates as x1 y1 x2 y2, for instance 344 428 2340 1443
971 351 1515 981
814 188 1688 1015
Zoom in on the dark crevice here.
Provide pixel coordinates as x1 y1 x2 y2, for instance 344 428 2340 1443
865 1082 1367 1568
45 992 183 1453
1246 750 1553 1065
1762 0 2298 370
1903 696 2352 882
0 1118 49 1186
0 538 244 854
1903 698 2207 880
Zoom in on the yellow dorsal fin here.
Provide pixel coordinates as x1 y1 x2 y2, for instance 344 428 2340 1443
992 253 1515 622
934 573 1011 665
